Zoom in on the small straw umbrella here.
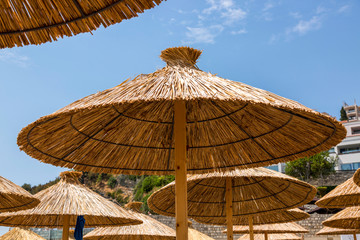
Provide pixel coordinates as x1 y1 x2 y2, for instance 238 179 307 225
238 233 301 240
316 171 360 208
148 167 315 240
353 169 360 187
83 201 176 240
0 171 142 240
322 206 360 230
226 222 308 240
316 226 360 240
0 227 46 240
188 228 215 240
0 176 40 212
17 46 346 240
0 0 165 49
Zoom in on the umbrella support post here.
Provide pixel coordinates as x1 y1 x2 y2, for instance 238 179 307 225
226 178 233 240
264 233 268 240
62 215 70 240
249 216 254 240
354 233 357 240
174 100 188 240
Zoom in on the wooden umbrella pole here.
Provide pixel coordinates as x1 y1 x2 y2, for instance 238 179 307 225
62 215 70 240
174 100 188 240
354 233 357 240
249 216 254 240
226 178 233 240
264 233 268 240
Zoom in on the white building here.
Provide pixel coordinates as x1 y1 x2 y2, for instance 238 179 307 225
331 102 360 171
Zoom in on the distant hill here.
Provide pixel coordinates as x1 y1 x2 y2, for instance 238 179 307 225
22 172 174 213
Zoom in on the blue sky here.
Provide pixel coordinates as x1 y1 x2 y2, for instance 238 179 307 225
0 0 359 187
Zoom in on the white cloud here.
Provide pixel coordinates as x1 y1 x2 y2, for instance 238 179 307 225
263 2 274 12
222 8 247 25
185 25 224 44
289 12 302 19
316 6 328 14
0 50 30 67
231 29 247 35
202 0 247 25
292 16 322 35
338 5 350 13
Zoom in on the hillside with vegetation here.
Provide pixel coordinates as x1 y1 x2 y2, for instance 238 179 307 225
22 172 174 213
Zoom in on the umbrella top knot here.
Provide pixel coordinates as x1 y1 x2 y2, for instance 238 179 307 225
124 202 142 212
160 47 202 67
60 171 82 183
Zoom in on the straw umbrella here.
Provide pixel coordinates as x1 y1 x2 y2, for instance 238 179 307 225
83 201 176 240
316 226 360 240
322 206 360 230
0 176 40 212
147 167 315 240
0 171 142 240
226 222 308 240
354 169 360 187
17 46 346 240
188 228 215 240
316 171 360 208
0 227 46 240
238 233 301 240
0 0 165 49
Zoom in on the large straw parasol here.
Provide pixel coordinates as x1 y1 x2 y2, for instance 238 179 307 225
17 46 345 239
0 176 40 212
354 169 360 187
316 226 360 240
0 171 142 240
316 171 360 208
0 0 165 49
148 167 315 240
188 228 215 240
83 201 176 240
238 233 301 240
322 206 360 230
0 227 46 240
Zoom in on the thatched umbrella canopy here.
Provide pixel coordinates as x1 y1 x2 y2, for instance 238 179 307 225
148 167 316 218
192 208 309 226
17 46 345 240
354 169 360 187
188 228 215 240
227 222 308 234
0 0 165 49
148 167 314 240
0 227 46 240
238 233 301 240
322 206 360 229
316 226 360 236
316 171 360 208
0 171 141 240
0 176 40 212
83 201 176 240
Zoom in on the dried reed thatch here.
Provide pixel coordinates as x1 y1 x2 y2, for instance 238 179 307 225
0 227 46 240
148 167 316 218
354 169 360 187
83 201 176 240
0 176 40 213
192 208 309 226
226 222 308 234
322 206 360 229
0 0 165 49
188 228 215 240
17 47 346 175
238 233 301 240
0 171 141 227
316 172 360 208
316 226 360 235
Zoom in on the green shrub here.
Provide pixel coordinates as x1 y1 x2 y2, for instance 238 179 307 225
317 186 337 197
107 176 117 189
